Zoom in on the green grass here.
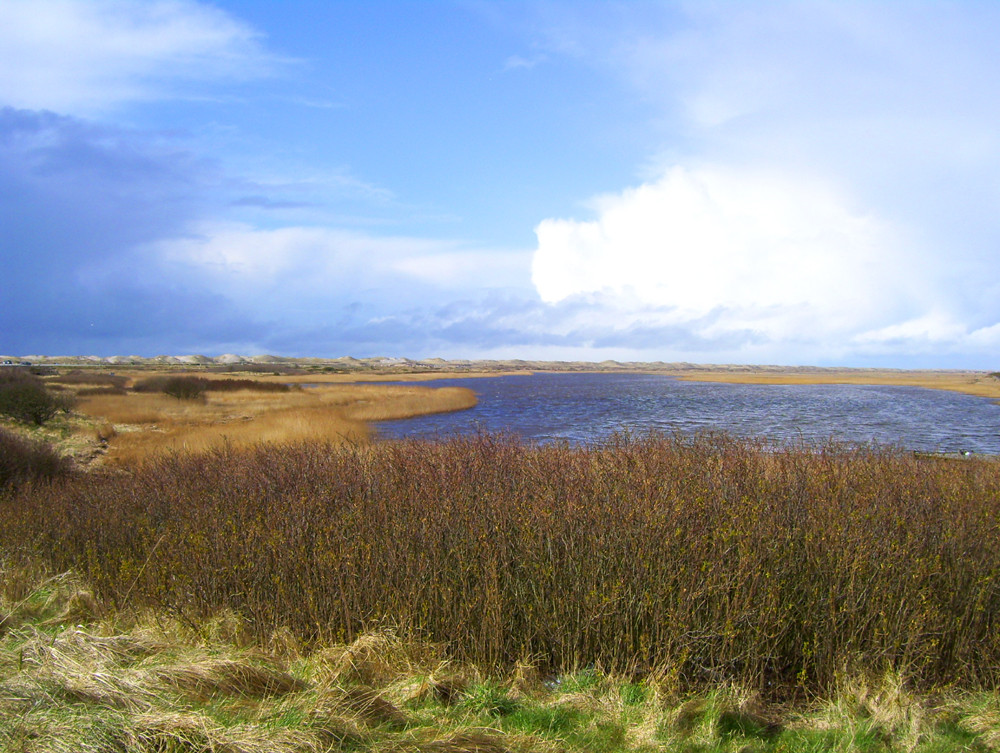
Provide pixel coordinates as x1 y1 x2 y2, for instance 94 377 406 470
3 565 1000 752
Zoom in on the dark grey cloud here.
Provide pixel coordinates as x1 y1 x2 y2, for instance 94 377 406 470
0 108 204 266
0 107 260 355
240 292 772 359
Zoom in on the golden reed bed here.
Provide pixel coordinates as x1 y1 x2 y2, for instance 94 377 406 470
671 368 1000 400
40 364 1000 465
73 378 477 463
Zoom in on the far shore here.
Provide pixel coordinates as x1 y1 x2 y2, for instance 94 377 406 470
665 368 1000 400
280 365 1000 402
7 353 998 400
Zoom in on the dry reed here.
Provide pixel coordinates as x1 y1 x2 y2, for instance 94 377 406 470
74 384 476 462
2 432 999 695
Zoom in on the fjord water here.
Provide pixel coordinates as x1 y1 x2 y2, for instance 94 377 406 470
376 372 1000 454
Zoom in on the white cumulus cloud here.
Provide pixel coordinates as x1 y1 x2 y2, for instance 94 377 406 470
532 164 919 345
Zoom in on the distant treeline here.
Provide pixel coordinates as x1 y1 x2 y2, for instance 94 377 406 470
2 432 999 694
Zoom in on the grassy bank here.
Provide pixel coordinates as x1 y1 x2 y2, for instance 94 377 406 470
76 383 477 463
673 369 1000 401
3 563 1000 753
3 433 999 696
36 371 478 464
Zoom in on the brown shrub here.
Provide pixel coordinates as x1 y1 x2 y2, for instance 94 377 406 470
0 369 73 424
49 371 128 389
133 375 290 395
2 433 999 694
0 427 73 490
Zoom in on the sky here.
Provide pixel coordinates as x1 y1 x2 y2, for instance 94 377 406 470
2 0 1000 367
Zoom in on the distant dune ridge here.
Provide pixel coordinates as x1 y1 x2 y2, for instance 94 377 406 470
0 352 983 374
3 354 996 401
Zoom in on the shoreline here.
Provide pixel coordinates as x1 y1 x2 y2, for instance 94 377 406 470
665 368 1000 400
310 366 1000 402
9 353 998 400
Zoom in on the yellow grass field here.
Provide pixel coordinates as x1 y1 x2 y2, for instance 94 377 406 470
73 378 477 464
29 363 1000 466
671 368 1000 400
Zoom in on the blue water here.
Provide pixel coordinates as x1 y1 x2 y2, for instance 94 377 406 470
374 372 1000 454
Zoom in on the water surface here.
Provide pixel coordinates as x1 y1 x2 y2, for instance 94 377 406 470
375 372 1000 454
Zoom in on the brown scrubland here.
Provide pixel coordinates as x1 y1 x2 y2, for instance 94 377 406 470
4 361 1000 751
4 432 999 695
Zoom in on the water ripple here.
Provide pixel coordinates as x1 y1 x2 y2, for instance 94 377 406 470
375 373 1000 454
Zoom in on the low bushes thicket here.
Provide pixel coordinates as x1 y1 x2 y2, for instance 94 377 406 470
207 363 308 375
49 371 129 389
0 369 74 424
132 375 290 398
0 427 73 489
2 432 999 694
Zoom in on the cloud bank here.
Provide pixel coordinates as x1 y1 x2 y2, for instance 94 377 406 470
4 0 1000 366
530 160 1000 365
531 164 927 358
527 1 1000 366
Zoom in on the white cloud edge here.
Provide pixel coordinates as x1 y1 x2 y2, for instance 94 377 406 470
0 0 283 115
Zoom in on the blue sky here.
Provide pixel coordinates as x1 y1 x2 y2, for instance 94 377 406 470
2 0 1000 367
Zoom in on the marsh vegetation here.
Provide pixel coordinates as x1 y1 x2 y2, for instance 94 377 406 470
4 552 1000 753
0 368 477 464
2 366 1000 751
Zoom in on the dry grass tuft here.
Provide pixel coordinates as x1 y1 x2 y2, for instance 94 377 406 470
198 608 258 648
320 631 439 687
128 710 327 753
952 695 1000 750
151 657 306 699
267 625 305 661
94 421 116 443
429 672 475 705
0 571 101 629
305 709 368 749
404 727 513 753
41 587 101 626
809 671 929 751
48 628 166 663
17 628 157 711
318 684 411 728
509 660 545 698
670 696 710 735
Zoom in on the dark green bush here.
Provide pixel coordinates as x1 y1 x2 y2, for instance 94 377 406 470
0 427 72 490
76 386 128 396
129 375 171 393
162 376 208 401
207 363 307 375
0 369 73 425
200 378 290 393
133 375 208 400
